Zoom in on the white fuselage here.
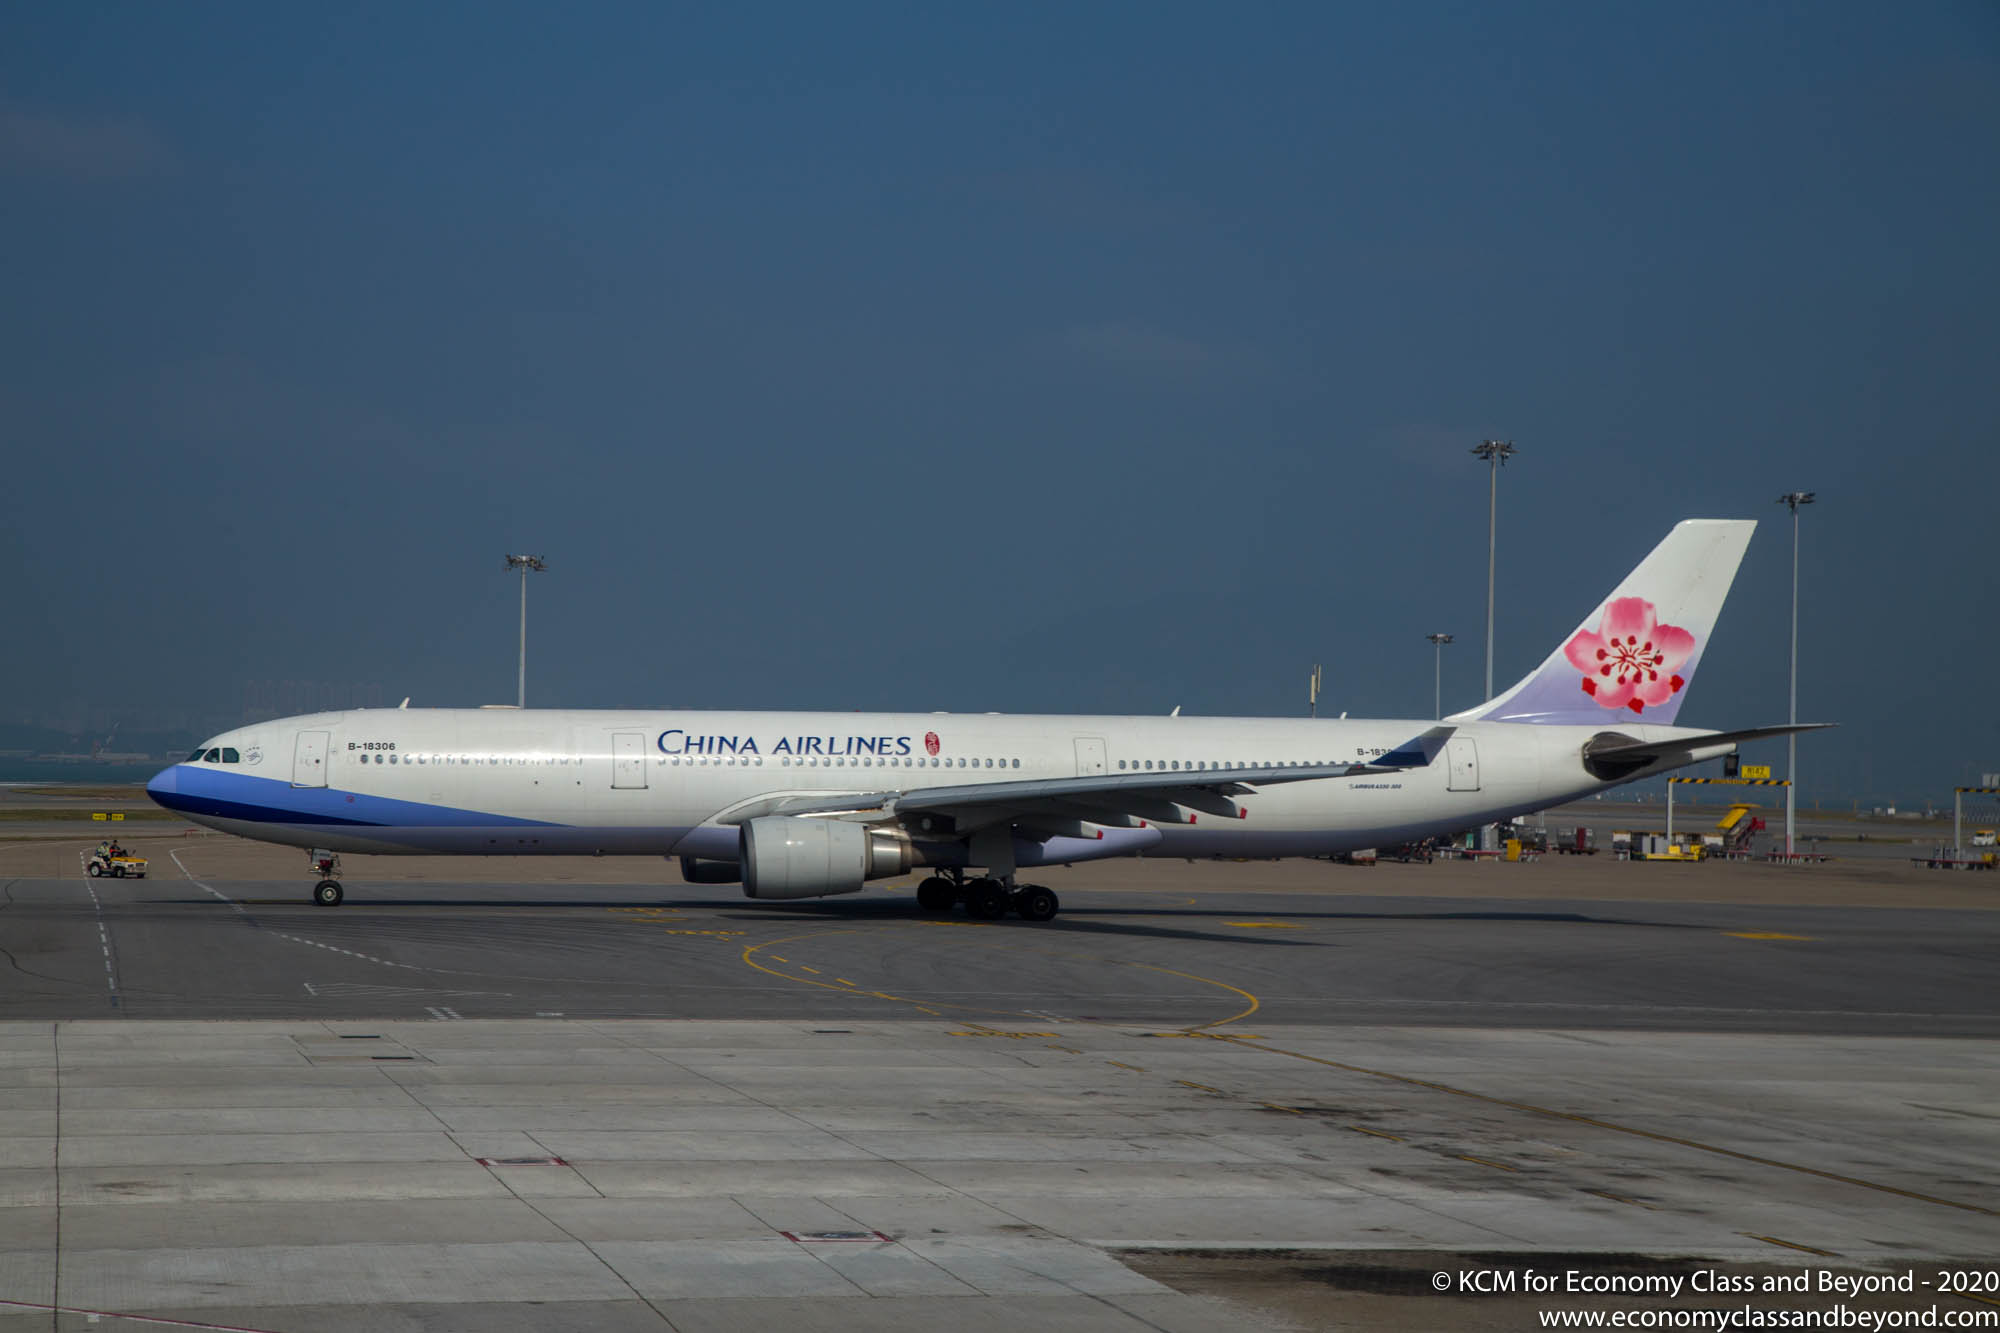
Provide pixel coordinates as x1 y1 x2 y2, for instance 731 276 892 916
152 708 1707 863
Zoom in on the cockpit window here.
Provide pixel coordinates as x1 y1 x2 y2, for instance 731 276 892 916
204 748 222 763
221 748 240 763
186 748 208 763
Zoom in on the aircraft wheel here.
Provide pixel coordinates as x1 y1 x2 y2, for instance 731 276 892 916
967 879 1009 919
1014 886 1059 922
87 862 102 877
916 877 955 912
313 880 344 907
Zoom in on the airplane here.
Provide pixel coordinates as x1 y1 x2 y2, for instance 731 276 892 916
147 519 1826 921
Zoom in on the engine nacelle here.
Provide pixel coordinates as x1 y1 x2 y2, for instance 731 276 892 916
741 816 910 900
677 856 742 885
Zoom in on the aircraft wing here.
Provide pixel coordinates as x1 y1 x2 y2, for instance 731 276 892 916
718 726 1456 832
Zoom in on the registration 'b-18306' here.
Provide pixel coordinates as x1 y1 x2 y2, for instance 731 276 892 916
149 519 1826 921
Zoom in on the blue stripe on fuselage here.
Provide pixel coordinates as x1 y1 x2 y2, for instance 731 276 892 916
146 765 559 828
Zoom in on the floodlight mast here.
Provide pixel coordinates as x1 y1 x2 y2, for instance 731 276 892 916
1426 633 1454 720
1470 441 1516 701
504 554 547 709
1776 493 1814 859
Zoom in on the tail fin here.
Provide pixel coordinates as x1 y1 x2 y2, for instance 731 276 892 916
1452 519 1755 726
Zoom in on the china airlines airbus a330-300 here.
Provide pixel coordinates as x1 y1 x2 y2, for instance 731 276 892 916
148 519 1826 921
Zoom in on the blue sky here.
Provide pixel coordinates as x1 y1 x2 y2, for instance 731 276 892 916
3 2 1995 802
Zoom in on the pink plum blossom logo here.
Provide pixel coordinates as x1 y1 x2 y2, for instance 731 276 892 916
1562 597 1696 715
924 731 941 756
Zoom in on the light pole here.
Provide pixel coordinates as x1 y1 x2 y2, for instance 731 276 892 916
1776 493 1813 859
1470 440 1517 701
504 554 547 708
1426 633 1453 720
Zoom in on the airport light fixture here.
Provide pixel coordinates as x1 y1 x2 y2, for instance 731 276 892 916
1776 492 1814 859
1426 633 1454 720
1470 440 1517 701
504 554 547 709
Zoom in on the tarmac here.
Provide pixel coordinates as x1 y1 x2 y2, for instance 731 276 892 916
0 818 1995 1331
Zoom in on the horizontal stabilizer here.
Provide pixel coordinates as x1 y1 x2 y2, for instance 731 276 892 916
1581 722 1834 780
1586 722 1835 764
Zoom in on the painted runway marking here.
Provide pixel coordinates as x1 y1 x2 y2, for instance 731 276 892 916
1584 1189 1656 1209
1348 1125 1403 1141
168 851 433 973
1723 931 1816 941
1456 1154 1518 1172
1125 961 1260 1031
0 1298 283 1332
1741 1232 1839 1256
76 852 120 1006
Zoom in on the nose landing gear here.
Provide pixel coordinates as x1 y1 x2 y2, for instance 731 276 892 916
308 850 343 907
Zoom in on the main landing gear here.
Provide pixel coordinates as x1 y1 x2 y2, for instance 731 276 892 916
916 874 1060 922
308 850 344 907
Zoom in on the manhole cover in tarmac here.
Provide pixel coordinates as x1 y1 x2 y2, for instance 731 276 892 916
782 1231 891 1243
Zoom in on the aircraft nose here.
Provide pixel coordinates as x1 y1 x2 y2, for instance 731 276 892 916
145 766 178 805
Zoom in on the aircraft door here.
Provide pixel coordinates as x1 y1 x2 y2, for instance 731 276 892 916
1446 737 1480 792
612 731 648 789
1074 736 1106 776
292 730 330 788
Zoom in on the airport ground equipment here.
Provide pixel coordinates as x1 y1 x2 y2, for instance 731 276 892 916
1913 848 1996 870
1712 803 1766 859
1554 827 1597 854
1953 787 2000 861
1666 775 1787 849
1634 833 1705 862
86 849 147 878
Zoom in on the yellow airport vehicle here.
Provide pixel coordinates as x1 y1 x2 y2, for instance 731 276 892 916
1622 832 1706 862
87 848 147 878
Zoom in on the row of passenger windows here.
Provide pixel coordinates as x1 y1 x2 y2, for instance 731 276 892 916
341 753 1327 772
353 753 579 766
1119 759 1323 771
186 747 241 763
346 753 1027 770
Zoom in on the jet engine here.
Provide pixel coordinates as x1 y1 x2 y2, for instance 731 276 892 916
740 816 910 900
